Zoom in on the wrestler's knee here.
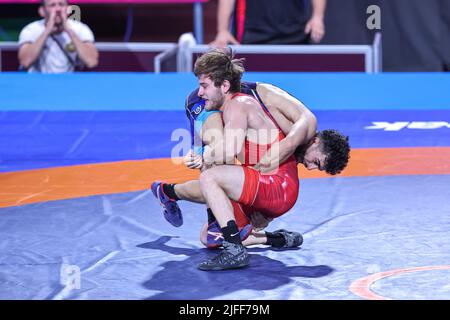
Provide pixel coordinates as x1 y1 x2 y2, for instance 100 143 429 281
199 167 220 189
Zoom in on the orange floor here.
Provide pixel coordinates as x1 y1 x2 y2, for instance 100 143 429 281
1 147 450 209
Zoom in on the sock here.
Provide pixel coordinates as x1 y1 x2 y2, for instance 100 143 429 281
161 183 180 201
207 208 216 224
221 220 242 245
265 231 286 248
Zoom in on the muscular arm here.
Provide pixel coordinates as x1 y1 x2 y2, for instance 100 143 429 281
260 83 317 148
200 112 224 147
223 100 248 163
176 114 223 202
175 100 245 204
204 99 248 165
254 83 317 170
198 112 225 169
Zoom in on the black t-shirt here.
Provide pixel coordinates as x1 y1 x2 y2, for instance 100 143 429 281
233 0 311 44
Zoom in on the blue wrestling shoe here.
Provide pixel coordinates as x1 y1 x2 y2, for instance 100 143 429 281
206 221 253 249
151 181 183 227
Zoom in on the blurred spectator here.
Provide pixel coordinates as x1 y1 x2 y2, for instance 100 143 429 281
210 0 326 47
18 0 98 73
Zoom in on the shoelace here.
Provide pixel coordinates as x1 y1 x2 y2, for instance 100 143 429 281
208 246 245 265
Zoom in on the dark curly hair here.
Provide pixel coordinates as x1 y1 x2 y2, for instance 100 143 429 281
318 130 350 175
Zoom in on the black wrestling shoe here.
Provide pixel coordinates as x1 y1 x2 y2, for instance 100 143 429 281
272 229 303 248
198 241 249 271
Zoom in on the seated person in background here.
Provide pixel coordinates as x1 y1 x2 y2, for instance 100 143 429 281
18 0 98 73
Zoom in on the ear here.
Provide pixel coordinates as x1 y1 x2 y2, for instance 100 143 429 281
38 6 46 18
221 80 231 94
313 136 320 145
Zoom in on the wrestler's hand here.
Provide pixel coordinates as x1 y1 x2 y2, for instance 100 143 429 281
250 212 273 232
254 138 298 173
183 150 203 169
202 145 216 166
253 142 282 173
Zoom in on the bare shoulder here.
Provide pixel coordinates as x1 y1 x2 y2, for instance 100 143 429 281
257 83 317 131
224 95 256 112
256 83 289 101
236 94 259 106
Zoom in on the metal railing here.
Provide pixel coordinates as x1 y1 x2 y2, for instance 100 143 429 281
180 32 382 73
0 32 382 73
0 41 177 72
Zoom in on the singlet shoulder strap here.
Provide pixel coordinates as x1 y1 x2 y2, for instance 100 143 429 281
230 92 246 100
230 91 284 135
